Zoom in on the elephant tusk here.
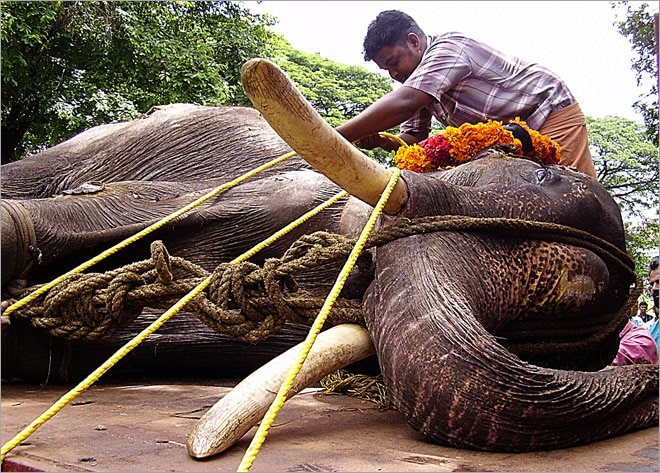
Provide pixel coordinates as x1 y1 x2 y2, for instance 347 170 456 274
186 323 376 459
240 58 408 215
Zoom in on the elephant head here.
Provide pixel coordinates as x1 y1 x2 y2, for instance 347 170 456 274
206 58 657 453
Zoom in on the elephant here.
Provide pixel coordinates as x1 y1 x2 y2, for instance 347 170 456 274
1 104 353 381
2 59 658 455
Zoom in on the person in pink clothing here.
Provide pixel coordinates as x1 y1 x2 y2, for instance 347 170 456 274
611 320 659 366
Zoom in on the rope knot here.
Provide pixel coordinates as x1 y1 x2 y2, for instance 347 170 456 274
34 270 144 340
193 261 285 344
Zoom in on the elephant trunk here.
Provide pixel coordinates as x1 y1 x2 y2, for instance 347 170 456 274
376 311 658 451
240 58 408 215
364 235 659 451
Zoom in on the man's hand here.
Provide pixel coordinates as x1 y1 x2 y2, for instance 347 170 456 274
353 133 401 152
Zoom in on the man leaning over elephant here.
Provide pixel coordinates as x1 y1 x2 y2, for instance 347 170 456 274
335 9 597 179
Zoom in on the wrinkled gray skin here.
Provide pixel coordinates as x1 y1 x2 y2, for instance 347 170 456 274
1 105 346 380
1 104 344 286
362 156 657 451
1 105 657 452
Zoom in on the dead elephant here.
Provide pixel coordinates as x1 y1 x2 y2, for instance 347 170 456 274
2 62 658 454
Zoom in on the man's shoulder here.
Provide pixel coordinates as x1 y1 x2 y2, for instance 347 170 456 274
431 31 469 43
428 32 497 55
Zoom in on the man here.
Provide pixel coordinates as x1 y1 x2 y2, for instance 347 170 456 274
644 256 659 353
632 300 653 326
336 10 597 178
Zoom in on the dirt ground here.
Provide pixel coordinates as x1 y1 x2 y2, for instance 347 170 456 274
1 379 658 472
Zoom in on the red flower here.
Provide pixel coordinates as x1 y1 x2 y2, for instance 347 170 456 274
419 135 452 168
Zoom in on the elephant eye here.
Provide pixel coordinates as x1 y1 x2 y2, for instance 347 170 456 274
535 168 550 183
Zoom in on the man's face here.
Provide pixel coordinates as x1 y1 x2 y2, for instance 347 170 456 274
373 33 424 83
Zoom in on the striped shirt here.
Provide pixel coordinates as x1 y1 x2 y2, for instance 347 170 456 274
401 32 575 136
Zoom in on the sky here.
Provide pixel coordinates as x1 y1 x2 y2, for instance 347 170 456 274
245 0 656 124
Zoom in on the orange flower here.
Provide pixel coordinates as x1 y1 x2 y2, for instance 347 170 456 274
394 144 434 173
392 119 561 173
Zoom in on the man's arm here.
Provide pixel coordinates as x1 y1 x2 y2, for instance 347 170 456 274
335 86 434 149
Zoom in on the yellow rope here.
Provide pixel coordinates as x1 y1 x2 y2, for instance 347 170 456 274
379 131 408 148
2 151 297 317
0 182 347 464
236 168 401 472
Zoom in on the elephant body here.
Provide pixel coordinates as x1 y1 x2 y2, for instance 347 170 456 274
1 104 309 199
2 105 346 381
1 103 657 453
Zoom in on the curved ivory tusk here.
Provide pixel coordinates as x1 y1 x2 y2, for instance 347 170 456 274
240 58 408 215
186 323 376 459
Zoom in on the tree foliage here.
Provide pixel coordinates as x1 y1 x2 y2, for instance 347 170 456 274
588 116 658 217
609 1 659 274
611 1 659 146
268 38 392 127
625 218 659 282
1 0 278 163
588 115 658 278
1 0 394 165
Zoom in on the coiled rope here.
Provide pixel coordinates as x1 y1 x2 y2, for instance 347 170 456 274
6 215 638 348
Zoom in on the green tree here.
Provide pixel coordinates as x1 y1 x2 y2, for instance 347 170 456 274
611 1 659 146
625 218 659 282
609 1 659 278
588 116 658 217
1 0 278 163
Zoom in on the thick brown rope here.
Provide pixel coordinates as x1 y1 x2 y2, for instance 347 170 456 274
320 369 391 410
5 216 638 348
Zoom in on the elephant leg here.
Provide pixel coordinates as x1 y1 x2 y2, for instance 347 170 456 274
2 171 344 288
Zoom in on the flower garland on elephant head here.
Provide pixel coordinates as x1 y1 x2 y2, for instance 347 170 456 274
392 118 561 173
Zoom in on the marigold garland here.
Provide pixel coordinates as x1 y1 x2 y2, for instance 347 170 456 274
393 119 561 173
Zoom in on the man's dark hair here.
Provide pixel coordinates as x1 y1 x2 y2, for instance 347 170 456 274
363 10 425 62
650 255 659 273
